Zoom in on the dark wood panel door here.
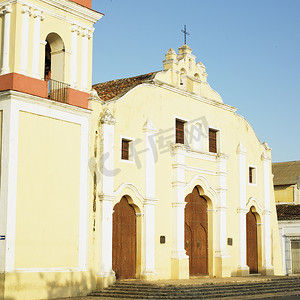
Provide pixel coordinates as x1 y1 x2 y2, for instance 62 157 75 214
246 209 258 274
185 187 208 276
112 197 136 279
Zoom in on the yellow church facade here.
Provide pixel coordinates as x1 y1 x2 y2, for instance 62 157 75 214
92 44 283 287
0 0 283 299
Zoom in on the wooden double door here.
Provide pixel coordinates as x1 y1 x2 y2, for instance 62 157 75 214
112 197 136 279
185 187 208 276
246 209 258 274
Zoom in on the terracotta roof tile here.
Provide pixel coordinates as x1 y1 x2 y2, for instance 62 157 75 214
92 72 157 101
276 204 300 221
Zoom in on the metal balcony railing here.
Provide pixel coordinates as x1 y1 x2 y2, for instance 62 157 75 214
48 79 69 103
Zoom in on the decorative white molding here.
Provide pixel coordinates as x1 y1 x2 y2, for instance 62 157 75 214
113 183 145 205
144 117 157 197
0 90 91 116
172 181 186 188
0 99 19 272
171 140 188 261
263 209 272 215
70 24 79 88
236 142 247 155
31 9 44 78
100 109 116 125
237 142 247 270
80 30 89 91
171 202 187 208
246 197 264 213
81 28 92 39
143 118 157 133
185 174 219 204
261 151 271 162
1 0 103 24
143 198 157 275
237 207 248 214
0 4 12 75
106 81 237 114
20 5 32 75
215 154 229 258
171 143 223 162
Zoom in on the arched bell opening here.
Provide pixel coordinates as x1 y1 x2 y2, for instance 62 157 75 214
44 33 65 82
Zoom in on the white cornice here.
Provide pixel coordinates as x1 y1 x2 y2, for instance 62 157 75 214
4 0 103 25
0 90 91 116
106 79 237 114
152 80 237 113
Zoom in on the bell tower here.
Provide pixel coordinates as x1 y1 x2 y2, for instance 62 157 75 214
0 1 102 299
0 0 102 107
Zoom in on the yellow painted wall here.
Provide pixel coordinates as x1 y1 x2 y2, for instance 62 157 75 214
15 111 81 269
274 185 294 203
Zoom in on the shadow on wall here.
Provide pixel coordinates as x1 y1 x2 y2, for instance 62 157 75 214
0 270 96 300
40 269 96 299
1 272 18 300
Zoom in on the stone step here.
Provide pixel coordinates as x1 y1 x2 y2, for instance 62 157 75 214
98 282 299 295
89 277 300 299
91 287 300 299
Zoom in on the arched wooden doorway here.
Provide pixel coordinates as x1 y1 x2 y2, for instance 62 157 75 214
246 208 258 274
185 187 208 276
112 196 136 279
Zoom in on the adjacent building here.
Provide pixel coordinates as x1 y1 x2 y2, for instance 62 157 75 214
273 161 300 275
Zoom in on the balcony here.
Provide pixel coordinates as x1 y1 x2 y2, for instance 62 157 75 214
0 73 90 109
48 79 69 103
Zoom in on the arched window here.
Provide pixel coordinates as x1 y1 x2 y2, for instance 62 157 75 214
44 33 65 82
194 73 200 80
180 68 187 89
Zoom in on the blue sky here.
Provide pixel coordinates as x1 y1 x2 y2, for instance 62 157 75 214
91 0 300 163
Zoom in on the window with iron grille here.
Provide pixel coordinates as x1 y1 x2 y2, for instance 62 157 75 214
209 129 217 153
176 119 185 144
121 139 130 160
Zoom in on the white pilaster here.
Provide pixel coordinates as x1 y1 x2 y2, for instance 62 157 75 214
171 145 188 260
100 109 115 195
0 99 20 272
1 4 12 75
236 143 249 275
215 153 230 277
70 24 79 88
20 5 31 75
31 10 44 79
80 29 91 91
142 119 158 278
98 194 115 278
98 109 116 283
216 154 229 254
261 151 274 274
142 199 157 278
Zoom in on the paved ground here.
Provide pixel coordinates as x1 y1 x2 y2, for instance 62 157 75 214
53 275 300 300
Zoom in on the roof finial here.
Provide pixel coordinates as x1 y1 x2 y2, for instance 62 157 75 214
181 25 190 45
